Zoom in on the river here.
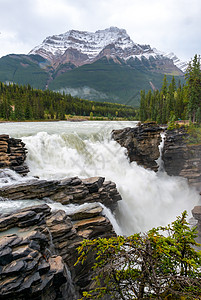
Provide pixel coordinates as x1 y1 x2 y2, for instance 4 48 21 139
0 121 200 235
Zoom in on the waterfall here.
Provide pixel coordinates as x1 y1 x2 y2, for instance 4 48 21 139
156 132 166 172
0 168 32 186
99 203 123 235
45 227 56 255
0 121 200 235
63 265 77 300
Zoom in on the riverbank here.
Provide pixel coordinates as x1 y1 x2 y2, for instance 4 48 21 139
0 115 136 123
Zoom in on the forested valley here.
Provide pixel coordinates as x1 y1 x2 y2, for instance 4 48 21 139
0 82 136 121
1 55 200 125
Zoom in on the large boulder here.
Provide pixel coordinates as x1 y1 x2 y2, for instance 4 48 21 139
112 122 163 171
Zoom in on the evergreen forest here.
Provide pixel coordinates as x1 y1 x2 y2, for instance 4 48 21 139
1 54 200 124
0 82 136 121
139 54 201 124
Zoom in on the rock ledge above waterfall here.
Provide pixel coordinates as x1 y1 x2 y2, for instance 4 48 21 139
0 176 121 211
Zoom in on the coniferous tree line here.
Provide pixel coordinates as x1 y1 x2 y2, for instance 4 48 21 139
0 82 136 121
139 54 201 124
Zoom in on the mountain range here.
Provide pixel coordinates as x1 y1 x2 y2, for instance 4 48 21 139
0 27 187 106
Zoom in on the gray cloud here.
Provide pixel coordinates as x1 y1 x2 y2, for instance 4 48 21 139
0 0 200 61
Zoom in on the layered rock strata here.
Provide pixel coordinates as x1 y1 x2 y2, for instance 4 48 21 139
0 203 116 299
112 122 163 171
0 135 29 176
0 176 121 210
0 205 71 300
162 128 201 191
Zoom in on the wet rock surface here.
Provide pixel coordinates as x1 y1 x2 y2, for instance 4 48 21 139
112 122 163 171
0 135 29 176
0 203 116 299
0 176 121 210
162 128 201 191
0 226 69 299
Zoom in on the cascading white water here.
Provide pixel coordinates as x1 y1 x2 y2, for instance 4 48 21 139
156 132 166 172
0 121 200 235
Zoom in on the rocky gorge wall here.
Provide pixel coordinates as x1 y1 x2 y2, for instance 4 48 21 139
112 123 201 192
162 128 201 191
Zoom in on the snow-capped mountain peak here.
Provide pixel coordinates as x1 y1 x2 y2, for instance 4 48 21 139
29 27 187 73
30 27 136 61
153 48 188 72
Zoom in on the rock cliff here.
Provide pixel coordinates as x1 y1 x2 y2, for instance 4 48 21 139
112 123 201 191
0 135 29 176
112 122 163 171
162 128 201 191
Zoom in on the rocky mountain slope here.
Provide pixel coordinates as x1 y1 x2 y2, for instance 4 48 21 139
0 27 187 106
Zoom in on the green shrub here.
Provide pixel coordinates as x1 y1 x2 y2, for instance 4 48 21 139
76 212 201 299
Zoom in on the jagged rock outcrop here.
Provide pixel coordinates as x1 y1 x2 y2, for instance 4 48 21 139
112 122 163 171
0 203 116 299
0 205 71 299
162 128 201 191
0 176 121 211
0 135 29 176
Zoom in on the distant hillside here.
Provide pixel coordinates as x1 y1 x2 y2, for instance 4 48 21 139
49 57 184 106
0 54 49 89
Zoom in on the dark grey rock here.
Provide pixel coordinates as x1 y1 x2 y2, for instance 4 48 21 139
112 122 162 171
0 247 13 266
12 245 32 260
2 259 26 275
162 128 201 190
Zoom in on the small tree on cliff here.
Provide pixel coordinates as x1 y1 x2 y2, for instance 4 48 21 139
76 211 201 299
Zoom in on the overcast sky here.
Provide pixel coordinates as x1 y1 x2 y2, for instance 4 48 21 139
0 0 200 62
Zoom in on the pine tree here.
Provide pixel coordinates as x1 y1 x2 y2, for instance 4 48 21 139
185 54 201 122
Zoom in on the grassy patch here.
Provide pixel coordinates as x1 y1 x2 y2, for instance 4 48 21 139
186 124 201 145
